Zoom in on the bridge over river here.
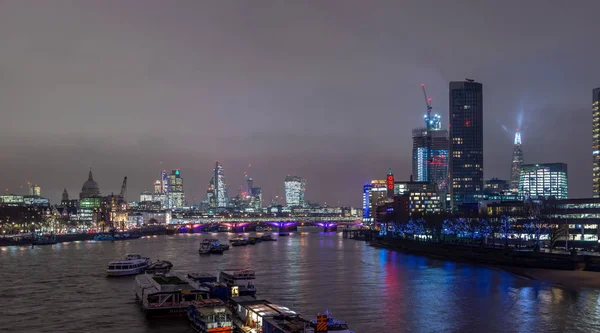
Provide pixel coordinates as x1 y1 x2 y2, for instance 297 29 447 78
167 216 362 232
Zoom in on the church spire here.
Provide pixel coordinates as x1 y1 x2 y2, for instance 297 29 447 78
88 167 94 181
62 188 69 201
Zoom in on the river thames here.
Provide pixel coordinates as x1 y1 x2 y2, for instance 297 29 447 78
1 230 600 333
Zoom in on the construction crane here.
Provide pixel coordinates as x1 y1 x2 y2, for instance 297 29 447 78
120 177 127 201
421 84 434 176
421 83 433 117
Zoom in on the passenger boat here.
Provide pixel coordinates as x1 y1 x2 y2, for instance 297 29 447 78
32 235 57 245
145 260 173 274
260 235 276 241
310 310 354 333
218 244 230 251
209 246 225 254
134 273 210 317
93 233 115 241
219 269 256 297
106 253 152 276
187 300 233 333
199 243 212 254
202 238 221 247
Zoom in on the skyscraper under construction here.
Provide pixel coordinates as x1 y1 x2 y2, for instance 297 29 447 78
510 129 523 192
412 85 449 192
207 161 228 208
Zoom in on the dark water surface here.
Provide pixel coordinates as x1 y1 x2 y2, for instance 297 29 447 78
2 231 600 333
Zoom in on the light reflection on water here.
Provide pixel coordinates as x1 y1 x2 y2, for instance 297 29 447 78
0 232 599 332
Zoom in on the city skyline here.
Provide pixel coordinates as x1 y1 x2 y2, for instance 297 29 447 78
0 1 599 206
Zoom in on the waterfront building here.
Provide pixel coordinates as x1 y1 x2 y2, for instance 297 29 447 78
412 116 449 190
284 176 306 207
98 194 128 230
362 180 387 224
519 163 568 199
510 129 524 192
394 180 441 215
594 87 600 197
386 169 394 198
449 80 484 210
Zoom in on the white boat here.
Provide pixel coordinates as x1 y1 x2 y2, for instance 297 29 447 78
134 273 211 317
106 253 152 276
219 269 256 297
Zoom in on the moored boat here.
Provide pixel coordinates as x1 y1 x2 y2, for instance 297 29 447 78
279 232 290 237
310 310 354 333
32 235 57 245
230 238 247 246
145 260 173 274
106 253 152 276
134 273 210 317
209 246 225 254
218 244 230 251
219 269 256 297
187 300 233 333
260 235 276 241
93 233 115 241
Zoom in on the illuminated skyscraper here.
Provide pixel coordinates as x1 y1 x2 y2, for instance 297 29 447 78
153 180 162 194
208 161 228 208
29 184 41 196
161 170 169 195
510 129 524 192
284 176 306 207
167 170 184 208
593 88 600 197
519 163 568 199
449 80 483 210
362 180 387 224
412 114 449 190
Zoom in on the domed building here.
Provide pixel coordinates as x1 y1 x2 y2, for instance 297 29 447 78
80 168 101 199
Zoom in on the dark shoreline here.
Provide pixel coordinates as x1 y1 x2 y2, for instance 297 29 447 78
368 238 600 289
0 226 168 246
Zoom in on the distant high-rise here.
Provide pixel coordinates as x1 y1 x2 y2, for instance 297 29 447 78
167 170 184 207
412 115 449 190
153 180 162 194
208 161 228 208
510 129 524 192
161 170 169 195
284 176 306 207
362 180 387 224
29 184 41 197
593 88 600 197
449 80 483 210
519 163 568 199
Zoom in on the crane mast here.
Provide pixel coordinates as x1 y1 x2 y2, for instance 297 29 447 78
120 177 127 201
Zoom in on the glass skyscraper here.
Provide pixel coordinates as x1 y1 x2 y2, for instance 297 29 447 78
593 88 600 197
519 163 568 199
449 80 483 210
284 176 306 207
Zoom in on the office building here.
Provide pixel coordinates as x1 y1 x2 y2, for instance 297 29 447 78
153 180 162 194
29 184 41 197
207 161 228 208
284 176 306 207
519 163 568 199
510 129 524 192
412 115 449 191
449 80 484 210
593 88 600 197
167 170 185 208
394 180 441 215
484 178 509 195
139 191 153 202
362 180 387 223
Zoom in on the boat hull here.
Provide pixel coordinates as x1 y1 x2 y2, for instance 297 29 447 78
107 267 146 276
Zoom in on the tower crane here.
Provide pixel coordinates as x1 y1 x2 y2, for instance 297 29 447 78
421 84 434 176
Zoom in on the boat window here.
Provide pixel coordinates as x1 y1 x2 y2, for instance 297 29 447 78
184 294 196 302
108 265 115 270
115 265 122 270
148 295 159 303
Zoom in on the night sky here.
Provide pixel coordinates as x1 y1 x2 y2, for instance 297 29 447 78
1 1 599 206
